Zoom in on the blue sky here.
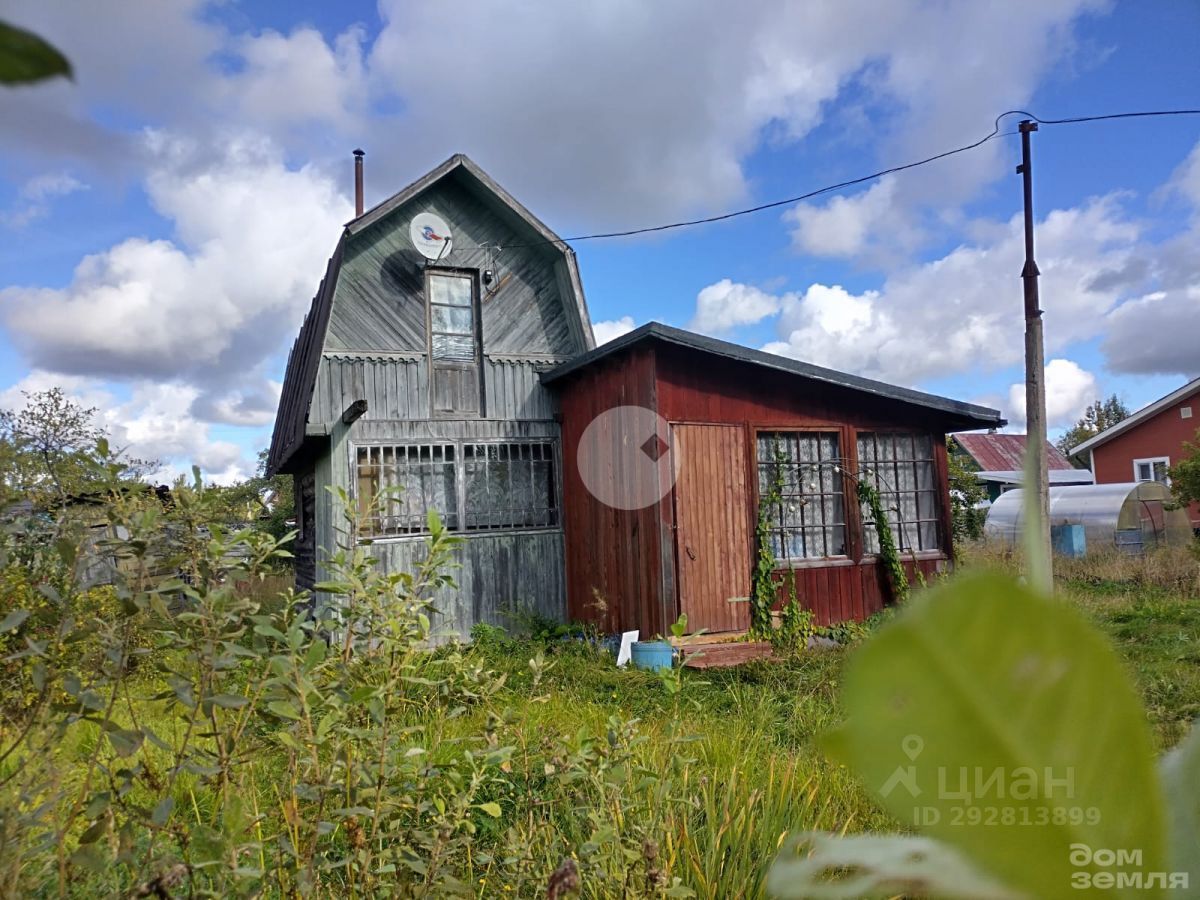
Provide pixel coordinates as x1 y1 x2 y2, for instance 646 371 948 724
1 0 1198 482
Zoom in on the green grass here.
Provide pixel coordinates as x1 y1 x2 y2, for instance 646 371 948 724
6 548 1200 897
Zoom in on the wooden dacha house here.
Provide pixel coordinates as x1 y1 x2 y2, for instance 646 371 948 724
269 154 1003 640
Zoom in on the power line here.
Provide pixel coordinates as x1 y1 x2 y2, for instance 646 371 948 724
479 107 1200 250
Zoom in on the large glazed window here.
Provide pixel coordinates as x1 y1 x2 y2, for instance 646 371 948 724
857 432 940 553
356 441 558 537
756 431 847 560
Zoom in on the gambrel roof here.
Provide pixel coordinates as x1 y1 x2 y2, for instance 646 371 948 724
267 154 593 475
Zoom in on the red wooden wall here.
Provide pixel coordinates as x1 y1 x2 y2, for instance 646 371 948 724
1090 390 1200 529
555 342 961 634
558 347 674 637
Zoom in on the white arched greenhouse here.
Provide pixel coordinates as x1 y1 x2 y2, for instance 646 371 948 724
985 482 1192 555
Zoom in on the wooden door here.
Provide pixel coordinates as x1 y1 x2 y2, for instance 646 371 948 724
671 424 752 634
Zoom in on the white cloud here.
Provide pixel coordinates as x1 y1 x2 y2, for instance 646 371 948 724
785 178 907 259
762 195 1141 384
689 279 785 335
1 133 350 393
1007 358 1099 429
0 372 252 485
1 0 1106 229
2 172 87 228
592 317 636 345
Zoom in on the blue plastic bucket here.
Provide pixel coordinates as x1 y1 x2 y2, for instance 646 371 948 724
631 640 675 672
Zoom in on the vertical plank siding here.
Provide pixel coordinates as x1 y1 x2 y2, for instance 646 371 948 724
672 425 752 633
553 341 962 634
368 531 565 642
558 347 672 637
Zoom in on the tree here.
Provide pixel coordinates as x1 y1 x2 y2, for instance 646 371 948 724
947 438 988 548
202 449 295 540
0 388 154 508
1168 428 1200 513
1055 394 1131 468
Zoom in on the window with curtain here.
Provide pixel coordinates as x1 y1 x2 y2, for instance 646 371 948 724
856 432 940 553
463 442 557 529
756 431 847 560
356 441 558 537
428 272 476 361
356 444 457 535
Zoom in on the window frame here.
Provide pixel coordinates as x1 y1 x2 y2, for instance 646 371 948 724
353 438 562 540
855 429 943 557
425 267 485 417
753 427 850 564
1132 456 1171 485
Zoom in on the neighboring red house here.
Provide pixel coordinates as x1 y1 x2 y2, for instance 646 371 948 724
542 323 1004 635
1070 376 1200 530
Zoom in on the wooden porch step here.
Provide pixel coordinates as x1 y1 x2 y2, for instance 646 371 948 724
679 641 774 669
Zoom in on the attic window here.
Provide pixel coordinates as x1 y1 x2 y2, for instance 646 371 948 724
1182 406 1193 419
429 272 476 361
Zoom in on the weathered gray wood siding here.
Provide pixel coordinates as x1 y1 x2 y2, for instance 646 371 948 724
365 532 566 641
324 173 578 358
302 166 585 637
310 354 565 425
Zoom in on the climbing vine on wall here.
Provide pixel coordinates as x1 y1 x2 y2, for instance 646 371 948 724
856 477 909 605
752 447 911 642
749 444 784 640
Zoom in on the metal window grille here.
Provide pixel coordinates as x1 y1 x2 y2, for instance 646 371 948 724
856 432 939 553
757 431 847 560
356 440 558 537
463 442 558 530
356 444 457 536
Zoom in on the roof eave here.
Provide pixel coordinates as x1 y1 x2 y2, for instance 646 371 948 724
1069 375 1200 456
542 322 1004 430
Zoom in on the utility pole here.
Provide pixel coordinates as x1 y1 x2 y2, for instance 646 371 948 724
1017 120 1053 592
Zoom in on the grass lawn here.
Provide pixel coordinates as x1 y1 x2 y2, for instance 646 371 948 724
5 546 1198 897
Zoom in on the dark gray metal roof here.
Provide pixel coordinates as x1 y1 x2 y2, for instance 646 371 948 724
267 238 344 476
541 321 1005 429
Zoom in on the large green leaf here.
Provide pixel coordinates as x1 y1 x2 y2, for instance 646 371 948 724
1159 719 1200 897
0 21 72 85
827 572 1164 899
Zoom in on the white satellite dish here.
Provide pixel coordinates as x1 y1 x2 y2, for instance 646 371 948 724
409 212 453 260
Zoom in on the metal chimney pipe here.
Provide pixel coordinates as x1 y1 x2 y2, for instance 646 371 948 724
353 148 364 217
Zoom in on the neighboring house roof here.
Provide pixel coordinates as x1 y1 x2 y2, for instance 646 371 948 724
542 322 1005 430
1069 376 1200 457
975 469 1095 486
267 154 593 476
952 432 1076 471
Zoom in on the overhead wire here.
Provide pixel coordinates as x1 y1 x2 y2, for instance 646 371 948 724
458 107 1200 252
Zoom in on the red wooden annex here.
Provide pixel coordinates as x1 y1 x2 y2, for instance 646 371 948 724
542 323 1004 637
